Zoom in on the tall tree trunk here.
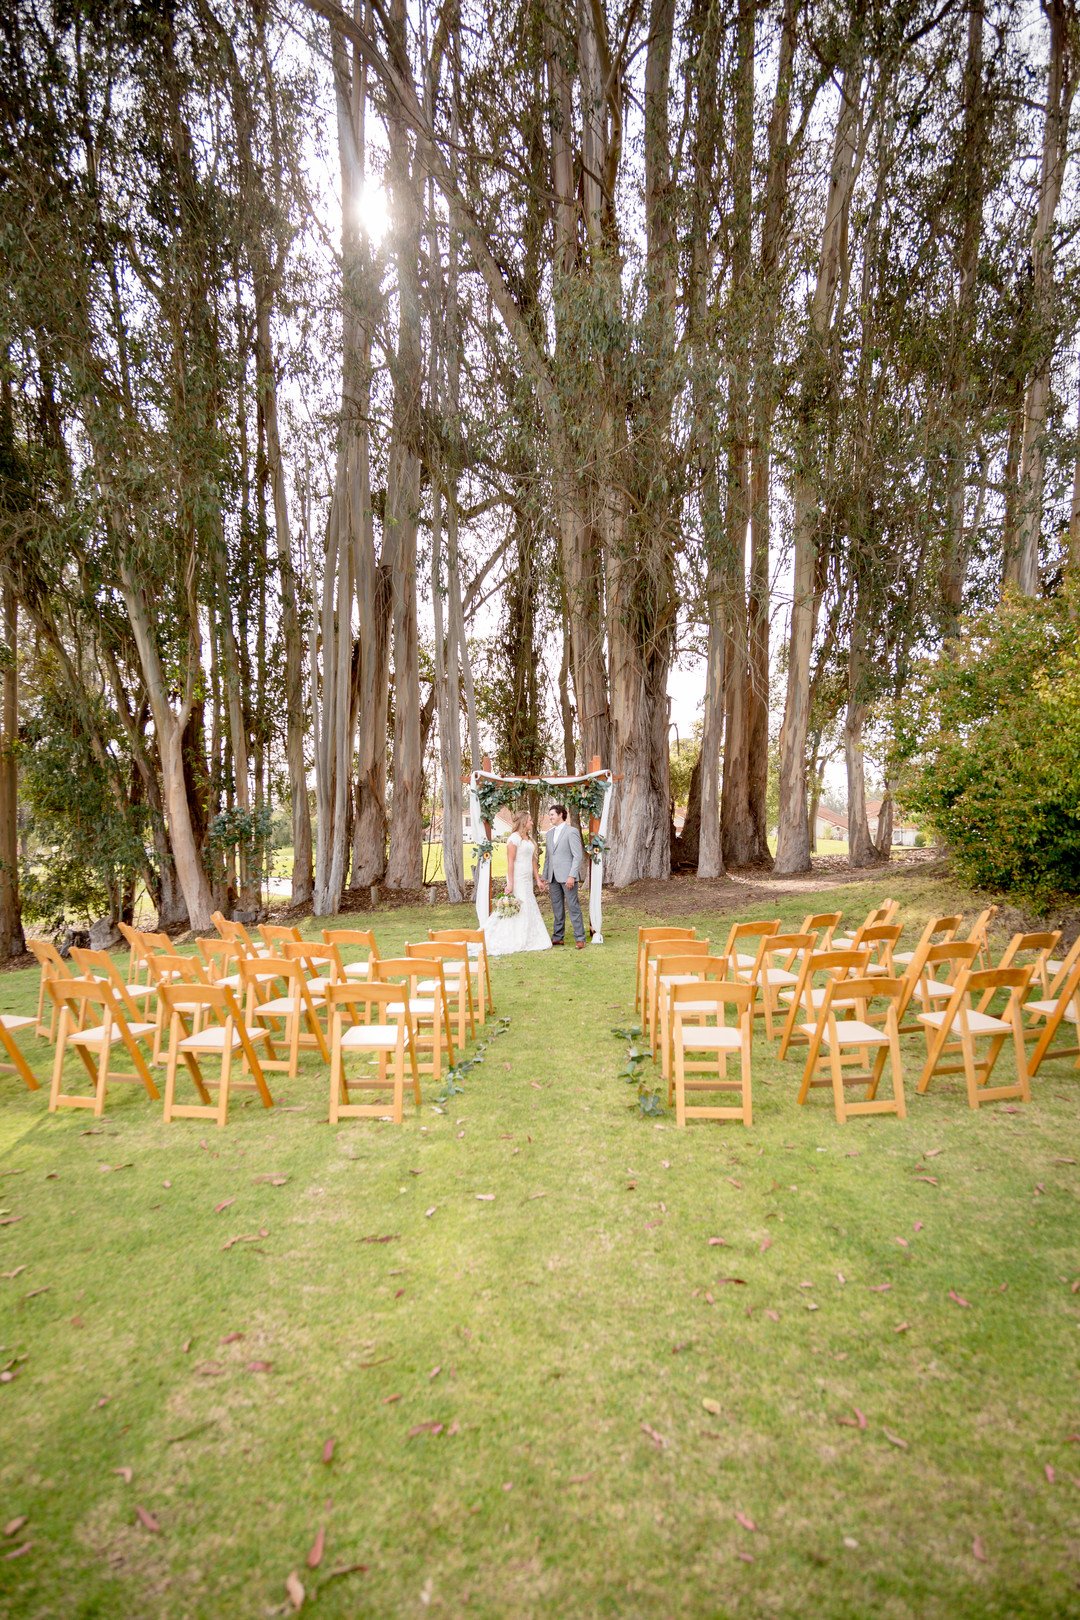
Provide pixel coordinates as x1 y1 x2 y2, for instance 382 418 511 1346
0 584 24 958
844 577 883 866
1012 0 1078 595
382 0 425 890
941 2 986 625
775 60 864 875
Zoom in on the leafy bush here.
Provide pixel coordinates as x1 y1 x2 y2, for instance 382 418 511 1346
891 596 1080 907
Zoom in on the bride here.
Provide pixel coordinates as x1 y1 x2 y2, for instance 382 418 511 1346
483 810 552 957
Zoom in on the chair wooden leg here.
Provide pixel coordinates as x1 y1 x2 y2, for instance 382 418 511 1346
94 1037 110 1117
829 1038 848 1125
0 1027 38 1091
163 1019 179 1123
391 1038 404 1125
328 1017 343 1125
48 1012 69 1112
217 1039 231 1129
740 1028 753 1127
674 1038 686 1128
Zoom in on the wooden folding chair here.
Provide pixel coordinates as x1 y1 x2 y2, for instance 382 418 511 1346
160 982 275 1128
214 913 272 958
670 981 754 1128
372 958 454 1082
795 976 906 1124
635 927 698 1015
284 939 346 997
892 913 962 970
916 965 1033 1108
846 921 902 976
1044 931 1080 986
322 928 383 986
407 941 476 1050
327 982 420 1124
427 929 494 1021
28 938 84 1041
752 933 816 1040
196 936 245 987
143 951 212 1063
646 939 712 1056
798 912 843 950
834 899 899 949
987 931 1061 1003
1023 942 1080 1078
72 946 158 1031
656 954 732 1091
47 980 159 1115
239 956 328 1079
723 919 781 979
259 921 302 953
777 948 870 1059
0 1010 39 1090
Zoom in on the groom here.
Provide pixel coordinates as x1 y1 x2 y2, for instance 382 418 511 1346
540 804 586 949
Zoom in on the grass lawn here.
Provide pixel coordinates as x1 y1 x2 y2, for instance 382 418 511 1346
0 874 1077 1618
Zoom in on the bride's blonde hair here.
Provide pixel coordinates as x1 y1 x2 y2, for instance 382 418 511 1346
509 807 531 836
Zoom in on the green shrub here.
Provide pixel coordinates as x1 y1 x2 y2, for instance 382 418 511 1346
891 595 1080 907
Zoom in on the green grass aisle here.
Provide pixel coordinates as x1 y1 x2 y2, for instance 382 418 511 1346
0 890 1077 1617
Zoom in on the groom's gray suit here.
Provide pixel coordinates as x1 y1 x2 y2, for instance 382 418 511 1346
543 819 586 945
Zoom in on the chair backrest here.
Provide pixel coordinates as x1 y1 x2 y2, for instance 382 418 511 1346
158 980 241 1024
656 953 731 983
909 913 962 953
788 948 871 1021
427 928 481 945
372 957 445 998
722 919 781 956
850 921 902 967
407 941 470 969
821 974 903 1017
260 922 302 950
325 980 414 1031
323 928 379 956
758 933 816 973
963 905 999 966
921 939 980 981
28 938 72 978
70 947 144 1020
994 930 1061 997
145 951 207 988
197 937 242 979
670 980 754 1022
798 913 842 948
944 963 1033 1029
49 976 121 1023
283 940 344 982
649 939 711 970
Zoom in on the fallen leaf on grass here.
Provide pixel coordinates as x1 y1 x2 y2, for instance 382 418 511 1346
3 1516 27 1536
759 1237 773 1254
726 1178 742 1190
884 1429 908 1449
869 1283 892 1293
23 1287 49 1300
948 1290 971 1308
98 1163 133 1174
424 1207 437 1219
837 1409 868 1431
836 1273 846 1286
322 1438 335 1463
924 1147 943 1158
220 1332 245 1345
0 1215 24 1227
383 1394 401 1404
0 1267 26 1281
222 1229 268 1251
195 1361 225 1377
735 1512 757 1532
113 1469 133 1485
408 1422 444 1439
640 1422 668 1450
360 1234 398 1244
717 1277 748 1287
135 1506 160 1533
972 1536 988 1563
214 1199 235 1214
569 1473 593 1485
3 1543 31 1560
320 1563 368 1587
915 1175 938 1186
475 1194 495 1202
253 1174 289 1185
895 1237 909 1248
707 1237 728 1247
702 1398 722 1416
307 1527 325 1569
1045 1464 1055 1484
735 1550 754 1563
526 1191 547 1201
181 1338 192 1355
764 1309 780 1322
895 1321 911 1334
428 1365 442 1381
913 1221 924 1232
245 1361 272 1373
285 1571 305 1609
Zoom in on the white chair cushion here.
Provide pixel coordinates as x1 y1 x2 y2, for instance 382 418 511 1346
918 1009 1010 1034
70 1021 155 1048
341 1024 409 1049
179 1024 269 1052
256 994 325 1016
343 961 372 979
760 966 798 985
0 1014 34 1032
1025 997 1079 1024
677 1026 742 1050
821 1018 890 1047
387 998 436 1016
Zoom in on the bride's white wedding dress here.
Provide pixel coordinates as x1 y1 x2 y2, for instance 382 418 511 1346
483 834 552 957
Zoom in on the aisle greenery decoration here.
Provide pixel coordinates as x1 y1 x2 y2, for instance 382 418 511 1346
475 774 609 826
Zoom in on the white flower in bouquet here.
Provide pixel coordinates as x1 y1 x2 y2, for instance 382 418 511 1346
494 893 522 920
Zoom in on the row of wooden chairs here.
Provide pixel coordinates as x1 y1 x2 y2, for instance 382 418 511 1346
9 920 497 1129
636 903 1080 1128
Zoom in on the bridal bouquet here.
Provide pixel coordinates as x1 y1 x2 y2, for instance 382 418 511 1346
494 894 522 919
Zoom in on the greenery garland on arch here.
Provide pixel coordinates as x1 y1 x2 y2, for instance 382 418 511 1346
475 775 608 826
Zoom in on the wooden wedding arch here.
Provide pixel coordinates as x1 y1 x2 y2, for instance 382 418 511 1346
469 755 615 943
